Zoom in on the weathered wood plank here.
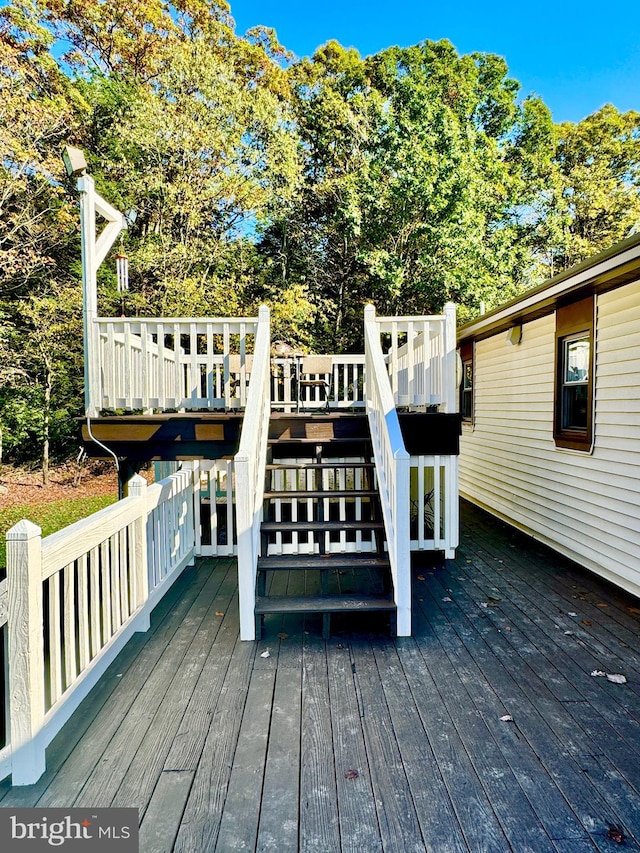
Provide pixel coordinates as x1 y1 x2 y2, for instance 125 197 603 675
71 561 231 808
392 633 511 852
110 565 237 815
162 594 240 775
139 770 194 853
402 617 557 852
256 666 301 853
0 560 206 808
418 555 630 845
326 639 382 853
299 634 340 853
25 561 215 809
216 668 275 851
412 592 591 847
371 638 469 853
350 636 428 853
172 634 256 852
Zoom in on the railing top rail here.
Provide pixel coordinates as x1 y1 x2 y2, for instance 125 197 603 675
374 314 447 324
95 315 260 325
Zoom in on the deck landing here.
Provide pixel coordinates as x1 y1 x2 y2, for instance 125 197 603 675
2 501 640 852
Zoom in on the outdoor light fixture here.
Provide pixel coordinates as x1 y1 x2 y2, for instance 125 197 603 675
506 324 522 346
62 144 88 178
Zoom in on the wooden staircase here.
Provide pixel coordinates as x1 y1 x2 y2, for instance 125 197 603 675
255 414 396 638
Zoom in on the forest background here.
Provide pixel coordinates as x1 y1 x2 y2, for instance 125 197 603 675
1 0 639 478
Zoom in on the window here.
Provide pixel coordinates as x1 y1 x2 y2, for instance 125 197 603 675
459 341 473 422
554 297 594 451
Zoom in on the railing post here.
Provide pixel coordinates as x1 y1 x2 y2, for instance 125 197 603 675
128 475 151 632
394 450 412 636
235 451 255 641
7 520 46 785
443 302 457 413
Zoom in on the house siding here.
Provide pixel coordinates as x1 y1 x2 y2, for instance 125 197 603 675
460 278 640 598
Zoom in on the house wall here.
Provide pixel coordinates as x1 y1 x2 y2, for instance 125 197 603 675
459 277 640 598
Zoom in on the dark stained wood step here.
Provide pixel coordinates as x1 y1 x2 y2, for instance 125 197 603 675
265 462 375 470
254 595 395 615
257 554 390 572
260 520 384 533
268 437 370 445
263 489 378 500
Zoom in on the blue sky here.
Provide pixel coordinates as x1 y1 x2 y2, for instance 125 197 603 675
228 0 640 123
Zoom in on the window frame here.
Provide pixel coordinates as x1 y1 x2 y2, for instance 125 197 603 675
459 341 474 423
553 296 594 451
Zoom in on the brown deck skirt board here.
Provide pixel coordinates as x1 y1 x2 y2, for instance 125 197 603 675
3 501 640 851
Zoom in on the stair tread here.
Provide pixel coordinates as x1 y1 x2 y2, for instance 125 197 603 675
269 437 370 444
261 520 384 532
255 594 396 614
258 554 390 570
266 462 375 470
264 489 378 499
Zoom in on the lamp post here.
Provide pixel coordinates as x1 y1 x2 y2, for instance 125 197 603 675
63 146 127 416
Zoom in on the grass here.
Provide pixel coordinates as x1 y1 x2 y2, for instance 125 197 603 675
0 494 117 571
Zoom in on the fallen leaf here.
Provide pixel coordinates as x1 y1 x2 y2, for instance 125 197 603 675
505 626 511 632
597 602 609 608
500 714 513 722
488 594 501 602
606 673 627 684
582 619 592 627
417 575 425 581
479 602 489 609
608 826 625 844
591 670 606 677
564 630 574 636
344 769 359 779
215 611 225 617
260 650 271 659
628 607 640 615
277 632 289 640
568 612 578 617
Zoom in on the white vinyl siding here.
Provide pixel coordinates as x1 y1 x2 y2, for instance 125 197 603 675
460 278 640 599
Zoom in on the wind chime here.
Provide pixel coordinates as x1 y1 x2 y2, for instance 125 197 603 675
115 237 129 316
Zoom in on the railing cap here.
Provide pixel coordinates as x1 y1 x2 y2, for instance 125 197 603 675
6 519 41 540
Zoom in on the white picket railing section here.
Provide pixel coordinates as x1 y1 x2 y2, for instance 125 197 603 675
271 355 365 412
234 306 272 641
364 304 411 636
1 469 197 786
410 455 458 558
376 303 457 411
94 317 259 413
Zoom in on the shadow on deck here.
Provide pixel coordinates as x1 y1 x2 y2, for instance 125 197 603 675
3 501 640 852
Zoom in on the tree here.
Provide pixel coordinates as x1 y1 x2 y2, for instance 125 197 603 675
531 106 640 276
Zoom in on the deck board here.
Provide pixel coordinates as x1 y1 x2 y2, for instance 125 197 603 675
3 500 640 851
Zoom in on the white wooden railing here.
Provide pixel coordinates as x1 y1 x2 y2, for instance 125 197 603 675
94 317 259 413
1 469 197 786
410 455 458 557
376 303 457 411
271 355 365 412
235 306 271 641
364 304 411 636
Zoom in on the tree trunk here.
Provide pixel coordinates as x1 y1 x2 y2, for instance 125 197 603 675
42 363 52 487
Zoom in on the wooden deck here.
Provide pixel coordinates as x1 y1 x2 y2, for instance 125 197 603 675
3 500 640 852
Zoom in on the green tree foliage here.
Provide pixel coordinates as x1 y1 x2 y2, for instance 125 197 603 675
1 1 639 469
530 105 640 276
